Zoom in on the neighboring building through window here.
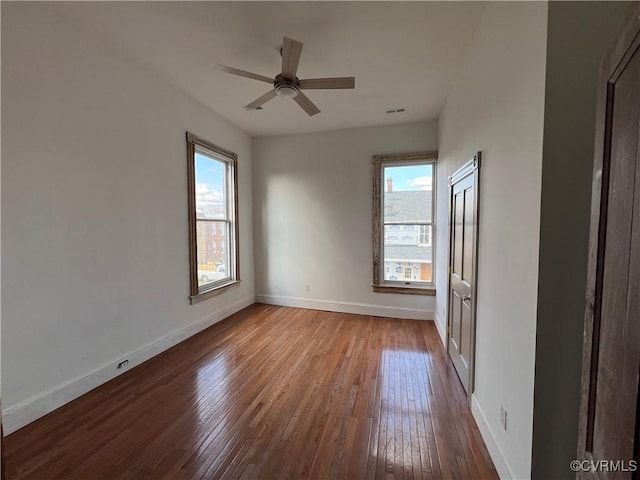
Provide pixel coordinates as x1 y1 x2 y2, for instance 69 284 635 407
419 225 432 246
186 132 239 304
372 152 437 293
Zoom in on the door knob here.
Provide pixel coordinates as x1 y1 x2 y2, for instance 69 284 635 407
461 295 471 302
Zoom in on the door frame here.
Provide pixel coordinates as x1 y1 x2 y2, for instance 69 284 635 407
577 2 640 469
446 152 481 399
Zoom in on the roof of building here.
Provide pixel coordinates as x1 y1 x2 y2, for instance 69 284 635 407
384 190 432 223
385 245 432 262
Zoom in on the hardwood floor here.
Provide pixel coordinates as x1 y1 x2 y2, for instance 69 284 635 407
4 304 497 479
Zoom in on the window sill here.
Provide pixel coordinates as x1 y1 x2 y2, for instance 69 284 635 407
372 285 436 296
190 280 241 305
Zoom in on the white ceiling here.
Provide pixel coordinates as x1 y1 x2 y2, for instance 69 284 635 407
52 2 486 137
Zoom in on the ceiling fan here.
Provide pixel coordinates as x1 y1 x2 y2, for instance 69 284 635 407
215 37 355 117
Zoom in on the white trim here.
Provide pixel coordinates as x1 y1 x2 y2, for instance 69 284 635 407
3 295 255 434
255 294 432 320
471 393 517 480
434 311 447 346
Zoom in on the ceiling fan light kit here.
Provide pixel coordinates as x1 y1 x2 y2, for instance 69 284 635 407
215 36 355 116
274 76 299 98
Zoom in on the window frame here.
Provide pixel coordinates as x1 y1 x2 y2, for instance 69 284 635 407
372 151 437 295
186 132 240 304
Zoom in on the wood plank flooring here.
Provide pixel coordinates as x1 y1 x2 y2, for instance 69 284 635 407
4 304 497 479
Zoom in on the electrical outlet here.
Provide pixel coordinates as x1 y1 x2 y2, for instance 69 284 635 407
500 405 508 431
305 284 310 292
117 359 129 369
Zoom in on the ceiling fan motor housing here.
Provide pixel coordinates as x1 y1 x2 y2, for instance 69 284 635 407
274 74 299 98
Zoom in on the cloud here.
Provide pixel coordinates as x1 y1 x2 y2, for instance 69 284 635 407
408 176 432 190
196 183 223 208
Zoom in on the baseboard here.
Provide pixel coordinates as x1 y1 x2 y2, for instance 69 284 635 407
255 294 432 320
471 393 517 480
3 295 255 434
434 311 447 346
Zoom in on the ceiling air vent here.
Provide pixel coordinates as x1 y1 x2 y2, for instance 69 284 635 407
386 107 406 114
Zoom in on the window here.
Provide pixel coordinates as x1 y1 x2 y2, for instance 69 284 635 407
187 132 239 303
372 151 436 294
419 225 431 246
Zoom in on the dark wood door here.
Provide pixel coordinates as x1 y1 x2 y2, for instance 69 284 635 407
448 155 480 395
578 4 640 479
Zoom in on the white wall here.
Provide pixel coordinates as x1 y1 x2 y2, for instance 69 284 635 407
1 3 255 432
436 3 548 479
532 3 630 479
253 121 437 320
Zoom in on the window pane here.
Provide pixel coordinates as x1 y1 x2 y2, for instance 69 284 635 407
195 152 226 220
383 164 432 223
384 224 432 283
196 220 229 288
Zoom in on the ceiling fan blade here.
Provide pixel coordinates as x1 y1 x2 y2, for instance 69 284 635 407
281 37 303 79
293 91 320 116
244 90 277 109
299 77 355 90
215 64 274 84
